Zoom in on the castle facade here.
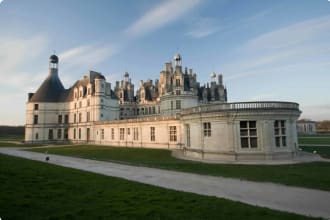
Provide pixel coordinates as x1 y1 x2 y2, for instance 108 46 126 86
25 54 301 162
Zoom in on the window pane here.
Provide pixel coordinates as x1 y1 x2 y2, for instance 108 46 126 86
281 120 285 127
274 120 279 127
250 137 258 148
240 121 247 128
240 129 248 136
241 138 249 148
275 137 281 147
275 128 279 135
250 129 257 136
281 128 286 135
282 136 287 146
249 121 256 128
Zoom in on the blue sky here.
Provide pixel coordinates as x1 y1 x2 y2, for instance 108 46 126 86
0 0 329 125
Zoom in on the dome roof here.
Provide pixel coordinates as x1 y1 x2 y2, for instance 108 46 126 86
124 72 129 78
29 71 65 102
49 54 59 63
173 53 181 61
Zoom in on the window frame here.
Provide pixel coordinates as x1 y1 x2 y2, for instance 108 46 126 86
150 127 155 142
169 126 177 142
240 121 258 149
203 122 211 137
274 120 287 147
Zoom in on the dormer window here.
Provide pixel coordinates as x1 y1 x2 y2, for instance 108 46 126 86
176 79 180 87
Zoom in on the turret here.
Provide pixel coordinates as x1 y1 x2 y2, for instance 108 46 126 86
173 53 182 67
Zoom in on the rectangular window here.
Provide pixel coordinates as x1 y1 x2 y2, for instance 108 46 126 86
171 101 173 110
240 121 258 148
185 124 190 147
111 128 115 140
127 128 130 135
73 128 76 139
33 115 38 124
64 114 69 124
101 129 104 140
87 112 90 122
176 79 180 87
120 128 125 140
203 122 211 137
34 104 39 110
64 128 68 139
274 120 287 147
87 99 90 106
176 90 181 95
74 113 76 123
48 129 53 140
79 113 82 123
133 127 139 141
35 133 39 140
78 128 81 139
57 129 62 139
58 115 62 124
169 126 177 142
74 103 77 109
176 100 181 109
150 127 155 142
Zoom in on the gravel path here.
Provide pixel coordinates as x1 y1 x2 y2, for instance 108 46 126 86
1 148 329 219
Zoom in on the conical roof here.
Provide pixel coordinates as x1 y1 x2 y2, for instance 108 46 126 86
29 70 65 102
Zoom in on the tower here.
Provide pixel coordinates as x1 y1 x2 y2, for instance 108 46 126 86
49 54 59 70
173 53 182 67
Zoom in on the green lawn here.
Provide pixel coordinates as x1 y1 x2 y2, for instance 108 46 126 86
300 146 330 159
0 154 316 220
0 141 44 147
30 145 330 191
298 136 330 145
0 134 24 141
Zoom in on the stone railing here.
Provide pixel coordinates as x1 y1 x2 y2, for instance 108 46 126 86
96 115 179 125
181 101 300 115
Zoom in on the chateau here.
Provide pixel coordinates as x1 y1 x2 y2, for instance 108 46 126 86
25 54 301 161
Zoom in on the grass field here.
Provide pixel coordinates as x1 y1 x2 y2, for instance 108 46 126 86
300 146 330 159
0 134 24 141
0 154 317 220
30 145 330 191
0 141 44 147
298 136 330 145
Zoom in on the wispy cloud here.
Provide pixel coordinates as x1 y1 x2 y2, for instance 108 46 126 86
57 44 118 86
0 34 48 76
124 0 201 38
301 104 330 121
223 14 330 81
0 34 49 89
0 34 51 125
185 17 220 39
59 44 117 68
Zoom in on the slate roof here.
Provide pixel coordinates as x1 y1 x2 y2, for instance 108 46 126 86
29 71 65 102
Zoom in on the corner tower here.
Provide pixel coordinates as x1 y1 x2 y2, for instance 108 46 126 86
25 54 66 143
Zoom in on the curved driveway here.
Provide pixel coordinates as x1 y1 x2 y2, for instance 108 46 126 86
0 148 329 219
